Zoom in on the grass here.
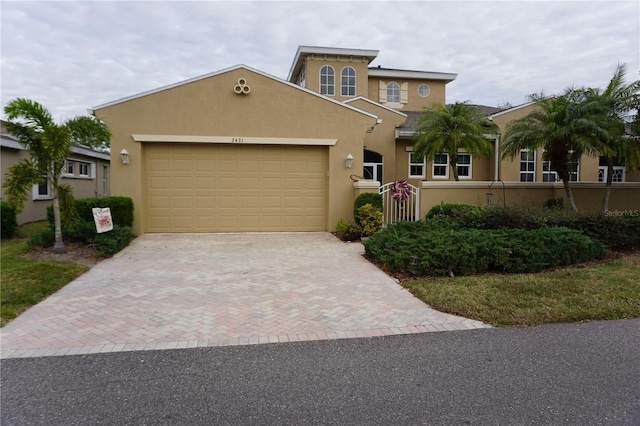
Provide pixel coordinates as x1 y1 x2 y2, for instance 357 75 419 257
1 222 89 326
402 254 640 327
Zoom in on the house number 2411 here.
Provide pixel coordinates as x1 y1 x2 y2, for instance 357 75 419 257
231 137 244 143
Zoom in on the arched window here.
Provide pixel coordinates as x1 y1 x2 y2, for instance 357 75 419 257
387 82 400 103
320 65 335 95
341 66 356 97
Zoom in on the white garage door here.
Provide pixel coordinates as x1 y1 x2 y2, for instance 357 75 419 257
144 143 327 232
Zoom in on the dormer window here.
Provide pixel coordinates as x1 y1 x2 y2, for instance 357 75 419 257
320 65 335 96
341 66 356 97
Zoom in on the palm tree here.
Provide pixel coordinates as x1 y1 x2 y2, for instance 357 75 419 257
3 98 111 253
584 64 640 211
502 89 607 212
413 102 494 181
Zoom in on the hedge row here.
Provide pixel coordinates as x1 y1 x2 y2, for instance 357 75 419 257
426 204 640 250
363 220 608 277
47 196 134 229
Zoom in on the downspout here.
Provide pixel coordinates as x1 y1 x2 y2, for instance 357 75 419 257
494 134 500 181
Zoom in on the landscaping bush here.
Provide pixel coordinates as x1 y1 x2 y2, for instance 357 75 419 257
353 193 382 226
356 203 383 237
48 196 135 230
90 225 134 257
425 203 487 228
548 212 640 250
335 218 361 241
1 201 18 239
28 228 55 249
363 221 608 277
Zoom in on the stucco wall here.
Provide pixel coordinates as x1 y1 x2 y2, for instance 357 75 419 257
93 67 377 234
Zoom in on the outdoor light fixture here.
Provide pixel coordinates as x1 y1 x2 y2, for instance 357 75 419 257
345 153 354 169
120 149 130 165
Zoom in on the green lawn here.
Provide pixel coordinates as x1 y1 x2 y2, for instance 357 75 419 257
402 254 640 327
1 222 89 326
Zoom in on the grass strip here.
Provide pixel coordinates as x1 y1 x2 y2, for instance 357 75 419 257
402 255 640 327
1 223 88 326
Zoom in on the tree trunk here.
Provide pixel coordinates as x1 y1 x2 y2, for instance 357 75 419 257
602 157 613 213
562 178 579 213
52 191 66 254
450 157 459 181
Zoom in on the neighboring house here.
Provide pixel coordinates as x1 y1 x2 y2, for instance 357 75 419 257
91 45 640 235
0 120 111 225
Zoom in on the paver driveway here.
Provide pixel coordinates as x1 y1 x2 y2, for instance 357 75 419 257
1 233 489 358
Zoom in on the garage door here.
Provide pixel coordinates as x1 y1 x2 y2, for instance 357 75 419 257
144 143 327 232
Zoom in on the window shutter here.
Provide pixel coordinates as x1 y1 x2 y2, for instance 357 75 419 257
400 82 408 103
379 81 387 103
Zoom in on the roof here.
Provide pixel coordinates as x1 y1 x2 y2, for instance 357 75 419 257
91 64 380 122
368 66 457 83
287 46 379 82
1 120 110 161
396 104 506 138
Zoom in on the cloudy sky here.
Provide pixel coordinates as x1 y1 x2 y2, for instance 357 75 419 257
1 0 638 121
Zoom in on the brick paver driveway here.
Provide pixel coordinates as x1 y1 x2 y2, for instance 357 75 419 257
1 233 489 358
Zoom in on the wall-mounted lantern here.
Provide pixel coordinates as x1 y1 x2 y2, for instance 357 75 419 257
345 153 354 169
120 149 130 165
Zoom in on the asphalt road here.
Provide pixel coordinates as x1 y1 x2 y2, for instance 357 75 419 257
2 319 639 425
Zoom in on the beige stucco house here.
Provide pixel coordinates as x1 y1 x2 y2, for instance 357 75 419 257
1 120 111 225
91 45 640 235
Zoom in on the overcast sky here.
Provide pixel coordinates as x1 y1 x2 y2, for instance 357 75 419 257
1 0 638 122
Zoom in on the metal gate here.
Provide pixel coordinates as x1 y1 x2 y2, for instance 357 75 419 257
379 181 419 225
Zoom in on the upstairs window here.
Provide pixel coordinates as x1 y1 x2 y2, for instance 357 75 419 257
341 66 356 97
520 149 535 182
456 154 472 179
320 65 335 96
408 152 425 178
387 82 400 103
432 154 449 179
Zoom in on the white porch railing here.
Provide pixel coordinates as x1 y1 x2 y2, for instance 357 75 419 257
379 181 420 225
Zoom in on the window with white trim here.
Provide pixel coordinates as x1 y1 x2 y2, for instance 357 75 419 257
408 152 425 178
341 66 356 97
387 82 400 103
320 65 335 95
456 154 472 179
65 160 74 175
598 156 625 182
103 165 109 195
542 153 579 182
432 153 449 178
78 162 90 177
32 179 52 200
520 149 535 182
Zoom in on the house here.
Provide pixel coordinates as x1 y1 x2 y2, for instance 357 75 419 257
91 45 640 235
0 120 111 225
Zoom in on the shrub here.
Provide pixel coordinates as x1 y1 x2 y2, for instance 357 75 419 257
544 197 564 210
363 221 608 277
425 203 487 228
48 196 135 230
335 218 361 241
353 193 382 226
1 201 18 239
357 203 383 237
91 225 134 257
28 228 55 249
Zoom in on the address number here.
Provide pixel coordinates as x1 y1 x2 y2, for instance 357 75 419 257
231 137 244 143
